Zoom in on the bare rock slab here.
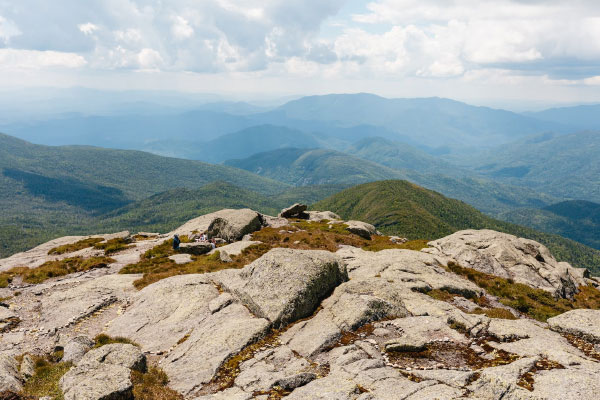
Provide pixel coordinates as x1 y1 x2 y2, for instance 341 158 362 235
0 353 22 393
162 303 270 396
108 274 219 353
40 274 139 331
219 248 347 328
548 309 600 343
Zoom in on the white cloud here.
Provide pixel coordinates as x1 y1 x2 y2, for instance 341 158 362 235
78 22 99 36
0 48 86 69
0 15 21 43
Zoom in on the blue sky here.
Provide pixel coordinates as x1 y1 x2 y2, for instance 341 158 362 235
1 0 600 106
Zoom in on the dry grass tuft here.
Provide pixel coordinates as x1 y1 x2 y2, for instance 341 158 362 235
0 256 114 287
445 262 600 321
48 237 104 255
131 367 183 400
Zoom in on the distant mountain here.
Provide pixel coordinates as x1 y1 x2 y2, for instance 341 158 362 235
225 147 557 215
457 131 600 203
526 104 600 130
177 125 321 163
346 137 468 177
0 133 289 257
313 180 600 274
225 148 408 186
259 93 572 150
0 110 255 149
501 200 600 250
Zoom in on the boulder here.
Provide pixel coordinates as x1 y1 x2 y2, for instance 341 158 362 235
0 307 19 332
426 229 587 298
206 209 263 242
345 220 379 239
168 254 193 264
60 343 146 400
162 303 270 395
306 211 341 221
548 309 600 343
62 336 95 363
19 354 35 379
278 203 308 219
108 274 219 353
0 354 22 393
179 242 213 255
218 248 348 328
170 209 264 240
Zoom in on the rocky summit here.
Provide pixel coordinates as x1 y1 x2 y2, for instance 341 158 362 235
1 206 600 399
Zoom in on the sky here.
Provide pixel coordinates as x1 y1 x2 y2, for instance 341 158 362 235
1 0 600 107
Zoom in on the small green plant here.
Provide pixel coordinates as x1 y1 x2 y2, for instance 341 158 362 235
94 237 133 255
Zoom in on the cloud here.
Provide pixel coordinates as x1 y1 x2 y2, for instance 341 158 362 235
0 0 600 101
0 15 21 44
0 48 86 69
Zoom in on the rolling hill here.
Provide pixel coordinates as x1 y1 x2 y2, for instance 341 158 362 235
526 104 600 130
457 131 600 203
313 180 600 274
0 133 289 257
226 147 557 215
501 200 600 250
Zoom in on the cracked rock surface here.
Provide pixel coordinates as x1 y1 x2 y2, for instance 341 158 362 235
1 209 599 399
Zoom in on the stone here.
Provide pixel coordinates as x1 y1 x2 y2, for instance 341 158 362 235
170 209 264 240
108 274 219 353
547 309 600 343
345 220 379 239
0 307 19 332
162 303 270 395
208 293 235 314
60 343 146 400
77 343 146 372
168 254 193 264
178 242 213 255
427 229 587 298
235 346 315 393
20 354 35 379
60 363 133 400
192 387 252 400
0 354 22 393
384 336 428 352
306 211 341 221
279 203 308 219
530 364 600 400
206 209 264 242
62 336 95 363
218 248 347 328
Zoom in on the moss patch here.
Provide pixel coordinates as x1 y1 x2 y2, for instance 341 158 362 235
48 237 104 255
